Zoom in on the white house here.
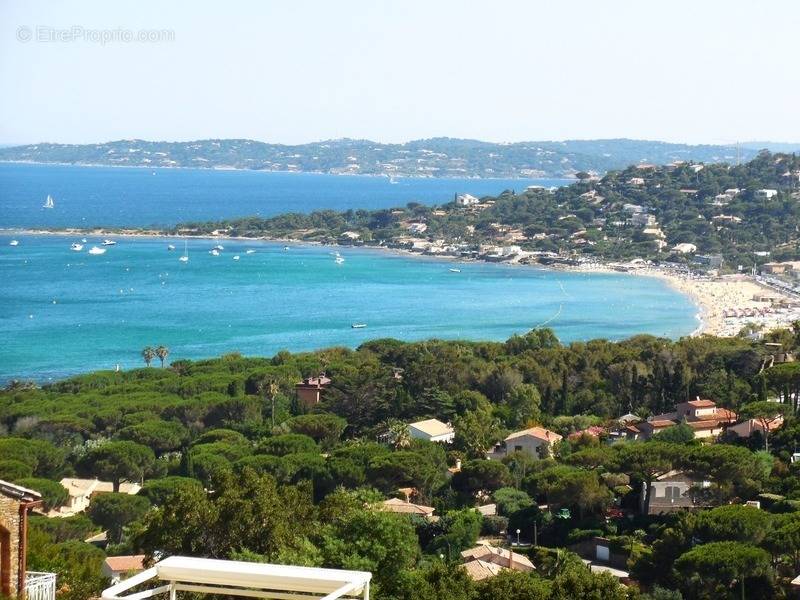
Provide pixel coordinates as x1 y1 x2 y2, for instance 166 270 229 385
408 418 455 443
672 243 697 254
757 189 778 199
631 213 657 228
642 470 709 514
455 193 480 206
488 426 562 460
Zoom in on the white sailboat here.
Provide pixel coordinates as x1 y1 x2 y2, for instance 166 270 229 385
43 195 54 209
167 244 176 250
209 249 220 256
179 240 189 263
70 243 83 251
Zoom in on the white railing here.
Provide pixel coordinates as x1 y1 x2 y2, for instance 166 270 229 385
25 572 56 600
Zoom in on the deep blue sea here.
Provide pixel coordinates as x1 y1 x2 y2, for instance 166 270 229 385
0 163 568 228
0 164 699 382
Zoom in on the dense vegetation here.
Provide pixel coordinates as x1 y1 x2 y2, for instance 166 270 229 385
178 151 800 266
0 138 778 177
4 327 800 598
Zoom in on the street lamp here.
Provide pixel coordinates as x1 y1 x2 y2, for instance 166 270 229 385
516 528 521 545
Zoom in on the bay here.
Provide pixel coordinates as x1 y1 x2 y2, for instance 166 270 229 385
0 234 698 383
0 162 569 229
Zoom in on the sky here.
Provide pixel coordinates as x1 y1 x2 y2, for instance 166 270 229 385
1 0 799 146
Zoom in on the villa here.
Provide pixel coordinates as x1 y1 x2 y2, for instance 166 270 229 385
638 398 737 440
295 375 331 408
487 426 562 460
408 418 455 443
102 555 147 584
461 544 535 581
55 478 141 516
380 497 435 519
642 470 710 514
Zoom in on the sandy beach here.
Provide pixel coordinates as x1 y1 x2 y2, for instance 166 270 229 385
567 262 800 337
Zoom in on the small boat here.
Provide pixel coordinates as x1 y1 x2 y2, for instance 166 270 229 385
245 249 256 254
449 268 461 273
179 241 189 262
9 240 19 246
233 255 240 261
102 239 117 246
88 246 106 255
81 238 87 243
70 243 83 251
213 245 224 251
43 194 54 209
210 249 220 256
335 256 345 264
283 246 290 251
351 323 367 329
167 244 176 251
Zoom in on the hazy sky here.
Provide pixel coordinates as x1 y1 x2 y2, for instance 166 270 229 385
1 0 798 145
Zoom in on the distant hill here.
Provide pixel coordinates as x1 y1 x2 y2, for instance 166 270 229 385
0 137 781 178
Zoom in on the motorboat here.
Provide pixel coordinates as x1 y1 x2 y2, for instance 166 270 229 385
88 246 106 255
70 243 84 251
102 239 117 246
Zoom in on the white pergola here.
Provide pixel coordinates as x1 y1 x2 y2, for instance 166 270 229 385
101 556 372 600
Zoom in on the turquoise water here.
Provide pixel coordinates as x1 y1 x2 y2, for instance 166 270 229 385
0 163 569 229
0 234 698 382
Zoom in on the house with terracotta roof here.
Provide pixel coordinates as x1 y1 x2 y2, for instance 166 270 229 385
487 427 562 460
102 555 147 584
460 544 535 581
728 415 785 440
638 398 737 440
295 375 331 408
408 418 455 443
379 497 435 519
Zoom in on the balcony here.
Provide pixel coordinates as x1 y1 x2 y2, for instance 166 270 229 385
25 572 56 600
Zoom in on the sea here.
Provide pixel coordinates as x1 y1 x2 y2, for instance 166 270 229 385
0 163 699 382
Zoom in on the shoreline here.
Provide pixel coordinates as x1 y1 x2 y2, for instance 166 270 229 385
7 228 800 338
0 159 572 181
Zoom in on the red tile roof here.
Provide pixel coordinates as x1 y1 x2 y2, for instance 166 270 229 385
687 399 716 408
104 555 146 573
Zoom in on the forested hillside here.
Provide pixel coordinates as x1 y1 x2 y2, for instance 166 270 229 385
181 151 800 267
4 328 800 598
0 137 785 177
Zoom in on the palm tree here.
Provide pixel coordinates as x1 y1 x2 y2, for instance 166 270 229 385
259 378 280 429
155 345 170 368
141 346 155 367
382 418 411 449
